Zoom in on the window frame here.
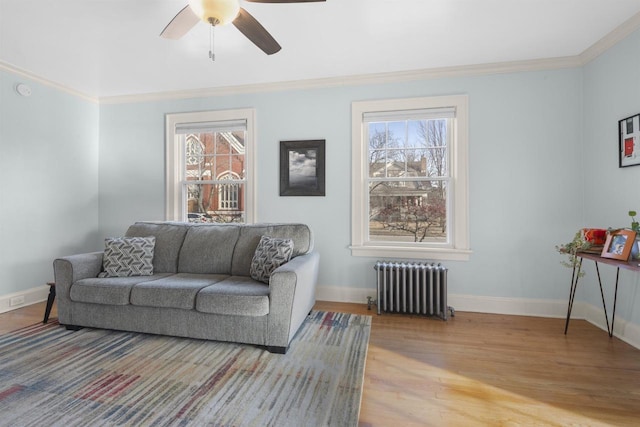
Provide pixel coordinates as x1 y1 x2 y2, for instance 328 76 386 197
165 109 256 223
351 95 470 261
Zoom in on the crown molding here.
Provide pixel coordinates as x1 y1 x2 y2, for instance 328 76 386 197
0 60 98 104
579 11 640 65
4 11 640 106
99 56 582 105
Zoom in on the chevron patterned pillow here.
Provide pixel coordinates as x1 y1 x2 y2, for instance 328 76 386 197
100 237 156 278
250 235 294 284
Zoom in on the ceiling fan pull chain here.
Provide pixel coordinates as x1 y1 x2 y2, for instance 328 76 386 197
209 23 215 61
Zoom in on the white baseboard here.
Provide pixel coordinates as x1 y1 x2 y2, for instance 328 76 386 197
0 285 50 314
315 285 640 349
4 284 638 350
315 285 375 305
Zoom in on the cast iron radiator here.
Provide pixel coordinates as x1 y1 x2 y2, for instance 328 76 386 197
370 261 454 320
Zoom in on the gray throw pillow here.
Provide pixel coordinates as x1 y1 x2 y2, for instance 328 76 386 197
250 235 294 284
99 236 156 277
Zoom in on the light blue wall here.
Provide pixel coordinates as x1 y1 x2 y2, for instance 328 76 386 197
0 70 100 296
582 29 640 325
4 28 638 332
98 67 584 301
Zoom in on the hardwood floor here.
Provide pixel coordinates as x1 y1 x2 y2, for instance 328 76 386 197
2 301 639 426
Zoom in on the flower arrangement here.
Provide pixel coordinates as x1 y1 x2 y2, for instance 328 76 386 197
556 228 607 275
555 230 592 275
557 211 640 269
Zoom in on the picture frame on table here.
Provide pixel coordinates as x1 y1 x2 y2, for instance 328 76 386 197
601 229 637 261
619 113 640 167
279 140 326 196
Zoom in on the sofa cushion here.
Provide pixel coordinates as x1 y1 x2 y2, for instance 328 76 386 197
130 273 229 310
99 237 155 277
250 235 294 284
178 225 240 274
231 224 313 276
70 274 171 305
196 276 270 316
125 222 189 273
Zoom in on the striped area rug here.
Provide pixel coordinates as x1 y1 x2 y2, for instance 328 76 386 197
0 311 370 426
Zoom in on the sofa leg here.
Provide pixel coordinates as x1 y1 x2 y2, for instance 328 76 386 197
64 325 83 331
266 345 288 354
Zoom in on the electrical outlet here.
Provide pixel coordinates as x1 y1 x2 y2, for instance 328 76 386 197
10 296 25 307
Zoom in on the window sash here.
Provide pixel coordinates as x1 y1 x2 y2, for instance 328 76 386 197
165 109 255 223
351 95 470 261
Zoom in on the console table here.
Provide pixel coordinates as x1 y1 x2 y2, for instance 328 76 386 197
564 252 640 337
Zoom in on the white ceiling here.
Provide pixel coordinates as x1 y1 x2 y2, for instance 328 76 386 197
2 0 640 99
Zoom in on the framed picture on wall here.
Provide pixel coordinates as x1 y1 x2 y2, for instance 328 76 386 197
279 140 326 196
601 229 637 261
619 113 640 167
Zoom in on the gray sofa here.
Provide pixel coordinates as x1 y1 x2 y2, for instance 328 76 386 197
53 221 319 354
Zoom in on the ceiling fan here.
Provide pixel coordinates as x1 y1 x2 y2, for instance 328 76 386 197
161 0 325 59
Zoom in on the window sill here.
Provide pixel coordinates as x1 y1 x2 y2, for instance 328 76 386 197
350 244 471 261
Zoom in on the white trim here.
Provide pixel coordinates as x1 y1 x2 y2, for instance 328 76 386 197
99 57 582 105
315 286 640 349
351 94 470 261
0 60 97 103
349 245 471 261
0 285 50 314
579 11 640 64
165 109 256 223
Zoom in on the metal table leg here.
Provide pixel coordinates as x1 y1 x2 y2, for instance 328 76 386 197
564 258 583 334
610 267 620 338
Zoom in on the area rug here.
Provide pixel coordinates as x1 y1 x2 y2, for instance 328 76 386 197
0 311 370 427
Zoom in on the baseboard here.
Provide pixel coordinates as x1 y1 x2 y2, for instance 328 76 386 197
580 303 640 349
315 285 374 305
315 286 570 317
0 285 49 314
315 285 640 349
4 284 639 350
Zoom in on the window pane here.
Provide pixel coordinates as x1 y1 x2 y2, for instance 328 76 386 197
369 119 449 178
369 181 447 243
231 155 246 179
186 183 245 223
214 154 231 177
419 119 448 177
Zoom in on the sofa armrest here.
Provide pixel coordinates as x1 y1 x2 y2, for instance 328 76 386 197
266 251 320 348
53 252 103 322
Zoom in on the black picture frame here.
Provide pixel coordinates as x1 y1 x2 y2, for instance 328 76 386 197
280 140 325 196
619 113 640 167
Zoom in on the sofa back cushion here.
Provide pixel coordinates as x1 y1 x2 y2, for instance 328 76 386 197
231 223 313 276
125 222 189 273
178 224 240 274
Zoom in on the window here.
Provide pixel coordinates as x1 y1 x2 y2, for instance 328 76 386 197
351 95 470 260
217 171 240 210
166 109 256 223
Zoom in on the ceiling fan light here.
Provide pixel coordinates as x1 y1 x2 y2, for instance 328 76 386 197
188 0 240 26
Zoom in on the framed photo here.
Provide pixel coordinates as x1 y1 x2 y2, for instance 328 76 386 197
601 229 637 261
619 113 640 167
280 140 325 196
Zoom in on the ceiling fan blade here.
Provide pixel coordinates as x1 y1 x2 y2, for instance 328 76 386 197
244 0 325 2
160 5 200 39
233 8 281 55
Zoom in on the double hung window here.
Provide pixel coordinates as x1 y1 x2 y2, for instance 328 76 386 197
351 95 470 260
166 109 255 223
